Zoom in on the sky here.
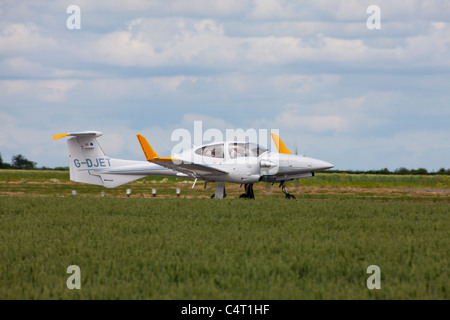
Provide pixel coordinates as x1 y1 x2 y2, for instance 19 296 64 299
0 0 449 171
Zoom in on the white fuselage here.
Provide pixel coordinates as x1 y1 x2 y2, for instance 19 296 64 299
173 141 334 184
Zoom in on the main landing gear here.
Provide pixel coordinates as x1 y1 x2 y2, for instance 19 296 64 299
210 188 227 199
279 181 296 200
210 181 296 199
211 181 226 199
239 183 255 199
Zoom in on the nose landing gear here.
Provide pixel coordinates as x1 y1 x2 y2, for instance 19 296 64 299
280 181 296 200
239 183 255 199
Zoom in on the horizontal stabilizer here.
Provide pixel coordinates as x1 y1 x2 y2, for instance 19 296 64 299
53 131 103 140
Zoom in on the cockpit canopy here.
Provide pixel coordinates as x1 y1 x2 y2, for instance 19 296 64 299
195 142 268 158
228 142 268 158
195 144 225 158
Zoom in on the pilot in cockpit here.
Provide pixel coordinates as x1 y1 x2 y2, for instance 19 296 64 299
230 145 238 158
205 147 215 157
230 143 244 158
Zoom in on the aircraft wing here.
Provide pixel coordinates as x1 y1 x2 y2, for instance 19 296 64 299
136 134 228 178
156 160 228 177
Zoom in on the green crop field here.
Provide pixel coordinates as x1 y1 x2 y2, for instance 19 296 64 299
0 170 449 300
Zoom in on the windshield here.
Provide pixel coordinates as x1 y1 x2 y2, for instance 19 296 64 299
228 142 268 158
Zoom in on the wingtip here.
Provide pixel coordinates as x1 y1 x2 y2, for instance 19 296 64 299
136 134 159 161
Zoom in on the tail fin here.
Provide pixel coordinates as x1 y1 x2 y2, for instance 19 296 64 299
53 131 149 188
270 133 292 155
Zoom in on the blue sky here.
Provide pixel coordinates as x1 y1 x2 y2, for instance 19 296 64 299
0 0 449 171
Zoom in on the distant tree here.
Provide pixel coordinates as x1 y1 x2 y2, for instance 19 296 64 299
395 167 409 175
54 166 69 171
11 154 37 170
410 168 428 175
0 153 11 169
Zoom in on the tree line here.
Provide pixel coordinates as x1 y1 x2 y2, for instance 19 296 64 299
326 167 449 175
0 153 68 171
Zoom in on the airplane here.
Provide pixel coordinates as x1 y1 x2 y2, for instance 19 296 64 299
53 131 334 199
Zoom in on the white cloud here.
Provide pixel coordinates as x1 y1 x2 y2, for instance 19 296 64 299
0 23 57 54
0 79 81 102
272 98 360 131
249 0 286 19
2 4 450 72
0 1 449 171
68 14 449 71
276 113 350 132
182 114 234 130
